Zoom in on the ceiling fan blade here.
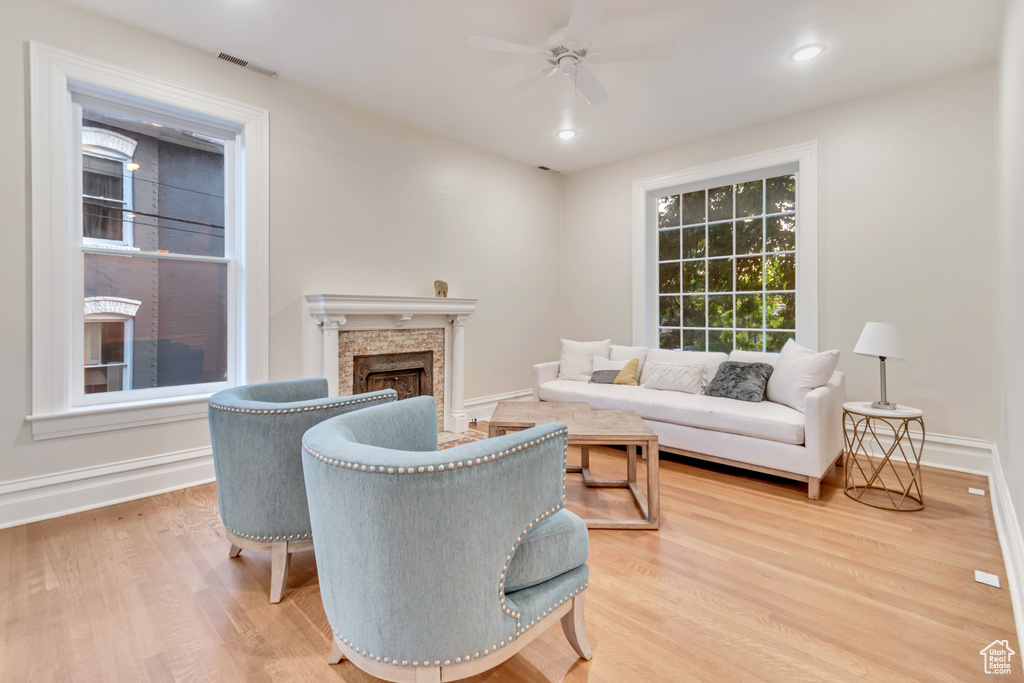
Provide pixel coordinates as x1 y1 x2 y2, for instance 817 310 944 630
588 40 676 63
504 66 559 97
564 0 609 45
468 35 546 57
573 66 610 106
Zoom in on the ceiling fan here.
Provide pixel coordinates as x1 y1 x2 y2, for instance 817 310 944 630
468 0 675 106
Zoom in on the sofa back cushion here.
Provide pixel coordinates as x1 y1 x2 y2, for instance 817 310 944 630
609 345 650 376
645 349 729 387
729 349 779 366
558 339 611 381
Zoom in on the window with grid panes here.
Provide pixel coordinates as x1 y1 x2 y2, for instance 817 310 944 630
656 174 797 352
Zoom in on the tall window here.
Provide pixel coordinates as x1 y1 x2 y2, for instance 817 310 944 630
656 174 797 352
30 43 268 440
79 103 229 402
632 143 818 353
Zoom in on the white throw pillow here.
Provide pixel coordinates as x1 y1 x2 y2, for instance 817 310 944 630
640 362 704 394
645 349 729 387
766 339 840 413
558 339 611 382
593 356 629 372
610 345 650 376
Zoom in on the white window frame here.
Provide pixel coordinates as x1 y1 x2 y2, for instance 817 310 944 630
81 127 137 250
28 43 269 440
632 141 819 350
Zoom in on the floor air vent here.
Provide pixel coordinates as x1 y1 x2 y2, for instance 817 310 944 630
213 50 279 78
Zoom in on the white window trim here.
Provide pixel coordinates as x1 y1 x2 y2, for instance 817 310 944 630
631 141 819 350
28 42 269 440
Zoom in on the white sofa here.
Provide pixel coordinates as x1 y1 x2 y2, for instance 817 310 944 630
533 346 846 500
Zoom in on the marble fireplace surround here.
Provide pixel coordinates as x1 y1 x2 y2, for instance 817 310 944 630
305 294 477 433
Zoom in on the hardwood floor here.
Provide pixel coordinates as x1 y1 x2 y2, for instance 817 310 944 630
1 431 1019 682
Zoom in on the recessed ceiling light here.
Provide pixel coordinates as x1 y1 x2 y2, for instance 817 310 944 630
557 129 577 140
790 44 825 62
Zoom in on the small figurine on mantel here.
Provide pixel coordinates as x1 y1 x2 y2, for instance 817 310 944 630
434 280 448 297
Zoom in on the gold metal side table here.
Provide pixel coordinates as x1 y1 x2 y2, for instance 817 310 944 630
843 401 926 511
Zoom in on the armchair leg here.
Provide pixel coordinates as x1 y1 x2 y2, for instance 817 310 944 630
228 544 242 558
415 667 441 682
808 477 821 501
328 637 346 664
269 541 291 604
560 593 593 660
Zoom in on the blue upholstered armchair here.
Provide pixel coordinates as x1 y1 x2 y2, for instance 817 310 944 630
301 395 592 682
208 378 397 603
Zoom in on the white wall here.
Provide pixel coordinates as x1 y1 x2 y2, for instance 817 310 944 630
559 66 998 442
0 0 560 494
997 0 1024 537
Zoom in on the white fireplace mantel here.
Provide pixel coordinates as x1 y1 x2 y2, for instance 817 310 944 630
304 294 478 432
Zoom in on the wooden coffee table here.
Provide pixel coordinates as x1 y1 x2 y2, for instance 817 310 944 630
488 401 660 530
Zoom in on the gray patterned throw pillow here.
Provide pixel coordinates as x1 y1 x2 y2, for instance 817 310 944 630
703 361 774 402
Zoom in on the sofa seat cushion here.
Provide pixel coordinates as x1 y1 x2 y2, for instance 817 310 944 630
537 379 805 446
504 509 589 593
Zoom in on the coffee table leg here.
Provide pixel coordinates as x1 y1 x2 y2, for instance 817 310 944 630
627 445 637 486
580 445 590 471
647 437 660 529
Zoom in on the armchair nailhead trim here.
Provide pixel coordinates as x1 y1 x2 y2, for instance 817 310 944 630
329 581 589 669
225 526 311 543
303 428 569 492
210 394 391 414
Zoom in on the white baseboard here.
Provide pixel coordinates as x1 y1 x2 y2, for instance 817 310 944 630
990 444 1024 644
864 431 994 476
987 446 1019 643
464 389 533 422
0 447 215 530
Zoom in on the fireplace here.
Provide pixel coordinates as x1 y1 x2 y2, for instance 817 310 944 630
353 351 433 400
305 294 477 433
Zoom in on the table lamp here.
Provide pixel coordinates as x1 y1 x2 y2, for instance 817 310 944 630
853 322 904 410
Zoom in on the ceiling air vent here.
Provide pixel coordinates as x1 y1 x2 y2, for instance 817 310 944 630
212 50 279 78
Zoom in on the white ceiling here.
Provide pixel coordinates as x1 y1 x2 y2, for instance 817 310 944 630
59 0 1006 173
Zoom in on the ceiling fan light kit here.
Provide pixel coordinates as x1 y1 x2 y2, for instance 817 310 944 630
468 0 675 106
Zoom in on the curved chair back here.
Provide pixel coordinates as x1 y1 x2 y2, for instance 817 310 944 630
302 396 591 680
209 378 397 602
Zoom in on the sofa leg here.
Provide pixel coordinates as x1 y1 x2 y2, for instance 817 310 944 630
561 593 593 660
415 667 441 682
269 541 291 604
808 477 821 501
328 637 347 664
228 543 242 558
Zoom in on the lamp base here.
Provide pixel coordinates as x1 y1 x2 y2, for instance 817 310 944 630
871 401 898 410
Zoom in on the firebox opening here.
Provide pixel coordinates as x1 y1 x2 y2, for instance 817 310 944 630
353 350 433 402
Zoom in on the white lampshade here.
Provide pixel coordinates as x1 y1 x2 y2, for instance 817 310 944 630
853 322 905 360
